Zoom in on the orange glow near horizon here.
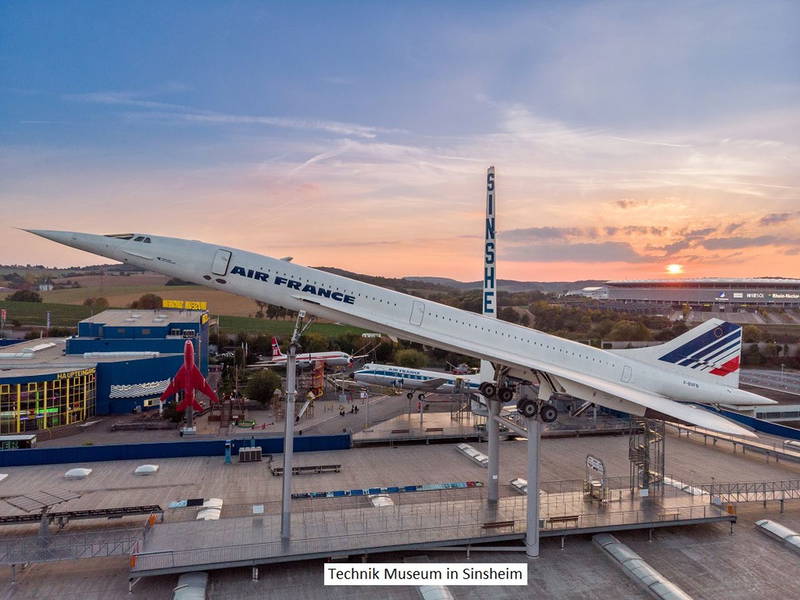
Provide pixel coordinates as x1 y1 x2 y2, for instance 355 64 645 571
666 264 684 275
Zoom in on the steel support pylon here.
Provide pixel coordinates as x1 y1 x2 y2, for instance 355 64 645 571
280 342 297 541
487 399 501 503
526 415 541 558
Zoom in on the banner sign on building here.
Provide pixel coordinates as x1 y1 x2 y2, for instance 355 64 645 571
163 300 208 310
57 368 96 380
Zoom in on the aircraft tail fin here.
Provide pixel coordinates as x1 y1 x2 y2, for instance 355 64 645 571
614 319 742 387
271 336 285 358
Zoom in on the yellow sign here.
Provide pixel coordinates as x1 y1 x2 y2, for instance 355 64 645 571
201 313 209 325
163 300 208 310
57 368 96 380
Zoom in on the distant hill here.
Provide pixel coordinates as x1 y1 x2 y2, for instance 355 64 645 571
404 277 606 294
2 262 604 296
314 267 455 293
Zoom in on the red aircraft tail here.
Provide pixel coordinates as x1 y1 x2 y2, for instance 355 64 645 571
271 337 285 359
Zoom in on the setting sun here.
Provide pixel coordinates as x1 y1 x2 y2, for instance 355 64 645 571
666 264 684 275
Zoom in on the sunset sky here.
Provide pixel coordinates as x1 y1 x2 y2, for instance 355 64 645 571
1 1 798 281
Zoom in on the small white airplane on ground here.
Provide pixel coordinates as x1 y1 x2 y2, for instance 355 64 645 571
352 363 481 400
253 336 355 368
25 229 774 437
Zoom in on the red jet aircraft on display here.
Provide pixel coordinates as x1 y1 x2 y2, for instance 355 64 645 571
161 340 219 412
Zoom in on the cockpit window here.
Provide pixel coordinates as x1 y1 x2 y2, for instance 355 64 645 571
133 236 145 242
143 237 151 243
105 233 134 240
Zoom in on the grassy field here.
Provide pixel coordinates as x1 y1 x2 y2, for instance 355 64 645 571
43 283 261 317
0 299 366 338
0 300 93 327
217 316 366 337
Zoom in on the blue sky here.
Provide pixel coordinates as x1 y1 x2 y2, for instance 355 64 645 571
2 1 798 279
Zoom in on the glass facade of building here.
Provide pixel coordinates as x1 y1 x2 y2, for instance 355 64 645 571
0 368 96 434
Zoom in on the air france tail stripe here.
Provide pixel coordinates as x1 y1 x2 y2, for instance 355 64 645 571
687 347 739 371
696 348 740 372
710 356 740 375
676 330 740 366
659 322 740 364
690 345 740 371
695 336 742 367
674 329 741 366
685 337 741 369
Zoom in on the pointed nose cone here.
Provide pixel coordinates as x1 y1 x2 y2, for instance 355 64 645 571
22 229 81 245
184 339 195 367
22 229 119 262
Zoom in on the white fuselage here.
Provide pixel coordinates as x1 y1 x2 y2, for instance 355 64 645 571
269 352 351 368
31 232 772 412
354 363 481 394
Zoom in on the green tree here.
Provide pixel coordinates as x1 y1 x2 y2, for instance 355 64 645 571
83 297 109 311
300 332 328 353
6 290 42 302
499 307 518 324
245 370 282 407
742 344 765 366
394 348 428 368
48 327 73 337
742 325 763 343
606 320 652 341
130 293 162 309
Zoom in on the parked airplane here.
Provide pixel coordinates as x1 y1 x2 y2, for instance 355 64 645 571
255 336 354 368
352 363 481 400
160 339 219 412
25 229 774 437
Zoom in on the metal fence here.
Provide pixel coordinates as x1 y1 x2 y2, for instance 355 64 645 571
0 528 141 565
132 500 722 573
160 474 709 523
699 480 800 503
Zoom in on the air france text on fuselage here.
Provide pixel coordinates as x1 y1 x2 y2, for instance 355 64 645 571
230 266 355 304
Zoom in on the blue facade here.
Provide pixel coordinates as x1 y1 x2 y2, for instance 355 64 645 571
68 310 209 376
0 310 212 421
0 435 352 466
95 356 186 414
63 310 211 415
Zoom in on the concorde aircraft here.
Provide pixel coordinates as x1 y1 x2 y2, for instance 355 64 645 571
24 229 775 437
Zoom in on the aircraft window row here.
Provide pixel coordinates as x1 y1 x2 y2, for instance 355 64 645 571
424 309 620 368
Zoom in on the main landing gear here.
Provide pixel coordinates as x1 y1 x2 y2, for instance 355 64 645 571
480 375 559 423
479 381 528 406
516 398 558 423
479 381 514 402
